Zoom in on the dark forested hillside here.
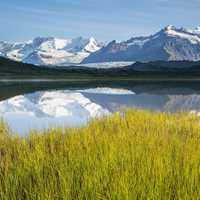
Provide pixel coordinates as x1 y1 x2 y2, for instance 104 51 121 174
1 56 200 80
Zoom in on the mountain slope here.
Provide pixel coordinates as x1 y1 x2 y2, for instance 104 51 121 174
83 25 200 63
0 37 102 66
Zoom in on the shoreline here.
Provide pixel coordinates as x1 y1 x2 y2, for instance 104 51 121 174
2 78 200 82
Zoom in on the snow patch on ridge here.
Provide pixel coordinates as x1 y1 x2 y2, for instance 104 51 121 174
165 29 200 44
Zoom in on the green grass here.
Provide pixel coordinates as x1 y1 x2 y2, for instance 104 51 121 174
0 109 200 199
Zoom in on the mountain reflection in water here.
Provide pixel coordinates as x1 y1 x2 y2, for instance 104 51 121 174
0 80 200 134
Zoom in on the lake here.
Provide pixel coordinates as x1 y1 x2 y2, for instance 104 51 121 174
1 80 200 134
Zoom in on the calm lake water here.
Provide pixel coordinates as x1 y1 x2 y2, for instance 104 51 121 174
1 80 200 134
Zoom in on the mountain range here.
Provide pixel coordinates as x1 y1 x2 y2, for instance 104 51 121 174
0 37 102 66
1 25 200 66
83 25 200 63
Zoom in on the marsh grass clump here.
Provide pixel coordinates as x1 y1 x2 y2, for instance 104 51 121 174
0 109 200 199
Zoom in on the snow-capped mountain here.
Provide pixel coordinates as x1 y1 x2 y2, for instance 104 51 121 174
2 25 200 66
0 36 103 66
82 25 200 63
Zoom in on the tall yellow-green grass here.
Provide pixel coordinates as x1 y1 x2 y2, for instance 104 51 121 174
0 109 200 199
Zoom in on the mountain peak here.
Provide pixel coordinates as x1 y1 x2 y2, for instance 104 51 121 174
195 26 200 31
89 37 96 42
161 25 200 36
193 26 200 34
164 25 176 31
84 37 102 53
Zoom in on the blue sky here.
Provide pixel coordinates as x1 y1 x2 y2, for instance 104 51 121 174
1 0 200 42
